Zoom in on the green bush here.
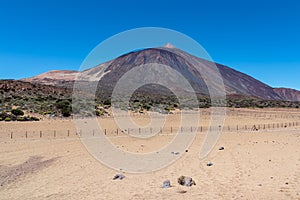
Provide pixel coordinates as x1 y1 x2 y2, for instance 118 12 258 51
11 109 24 116
30 116 40 121
55 100 72 117
4 117 11 122
17 117 24 121
0 117 2 121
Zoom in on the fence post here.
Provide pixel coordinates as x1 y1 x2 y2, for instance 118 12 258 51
40 131 42 138
10 132 13 139
54 130 56 138
68 130 70 137
26 131 27 139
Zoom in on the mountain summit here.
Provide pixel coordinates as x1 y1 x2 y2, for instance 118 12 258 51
163 43 176 49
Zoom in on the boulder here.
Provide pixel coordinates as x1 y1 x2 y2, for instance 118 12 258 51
162 180 171 188
113 174 125 180
177 176 196 187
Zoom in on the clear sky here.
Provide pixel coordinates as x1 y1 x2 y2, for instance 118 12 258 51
0 0 299 89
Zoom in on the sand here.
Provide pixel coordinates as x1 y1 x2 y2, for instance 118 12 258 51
0 108 300 199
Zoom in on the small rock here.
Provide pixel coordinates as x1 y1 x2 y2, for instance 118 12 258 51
185 150 188 152
162 180 171 188
113 174 125 180
207 162 213 167
219 147 225 151
177 176 196 187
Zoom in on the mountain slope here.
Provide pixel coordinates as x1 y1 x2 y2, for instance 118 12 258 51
273 88 300 101
21 70 78 87
20 45 300 102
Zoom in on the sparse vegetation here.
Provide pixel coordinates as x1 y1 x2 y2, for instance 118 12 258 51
0 80 300 121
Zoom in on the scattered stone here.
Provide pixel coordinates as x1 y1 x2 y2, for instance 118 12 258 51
207 162 213 167
113 174 125 180
162 180 171 188
219 147 225 151
285 182 289 185
177 190 187 194
185 150 189 153
177 176 196 187
171 152 180 155
258 184 262 186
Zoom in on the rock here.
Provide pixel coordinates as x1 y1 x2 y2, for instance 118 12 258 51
113 174 125 180
219 147 225 151
177 176 196 187
162 180 171 188
207 162 213 166
177 190 187 194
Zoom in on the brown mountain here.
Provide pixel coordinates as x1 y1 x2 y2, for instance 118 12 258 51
21 70 78 87
20 44 300 102
273 88 300 101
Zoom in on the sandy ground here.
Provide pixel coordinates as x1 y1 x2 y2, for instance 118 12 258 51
0 108 300 199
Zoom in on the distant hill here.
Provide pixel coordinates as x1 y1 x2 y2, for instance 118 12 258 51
273 88 300 102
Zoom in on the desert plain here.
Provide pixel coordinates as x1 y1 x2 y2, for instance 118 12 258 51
0 108 300 200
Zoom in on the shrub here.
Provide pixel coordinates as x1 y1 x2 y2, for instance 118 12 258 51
11 109 24 116
4 117 11 122
17 117 24 121
56 100 72 117
30 116 40 121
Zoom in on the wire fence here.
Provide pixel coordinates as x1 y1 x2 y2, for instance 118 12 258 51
1 121 300 141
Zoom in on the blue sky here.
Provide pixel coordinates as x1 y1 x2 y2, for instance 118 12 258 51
0 0 299 89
